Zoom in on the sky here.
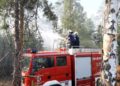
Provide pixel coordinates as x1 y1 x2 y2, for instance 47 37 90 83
80 0 104 17
50 0 104 18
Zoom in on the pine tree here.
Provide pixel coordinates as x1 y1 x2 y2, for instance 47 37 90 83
62 0 74 30
12 0 21 85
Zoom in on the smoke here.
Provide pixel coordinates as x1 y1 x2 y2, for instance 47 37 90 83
37 9 63 51
41 29 63 51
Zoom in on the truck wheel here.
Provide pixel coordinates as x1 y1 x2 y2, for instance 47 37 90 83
96 78 102 86
21 82 24 86
43 80 61 86
21 78 25 86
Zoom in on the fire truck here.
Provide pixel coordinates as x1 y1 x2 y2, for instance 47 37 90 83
21 48 102 86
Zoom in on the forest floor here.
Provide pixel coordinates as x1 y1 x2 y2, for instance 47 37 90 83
0 77 12 86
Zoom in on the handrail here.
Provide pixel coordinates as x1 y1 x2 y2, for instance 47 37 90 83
68 46 101 52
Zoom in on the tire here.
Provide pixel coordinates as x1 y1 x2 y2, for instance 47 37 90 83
96 78 102 86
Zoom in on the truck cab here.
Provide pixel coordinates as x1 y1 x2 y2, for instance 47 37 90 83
21 49 102 86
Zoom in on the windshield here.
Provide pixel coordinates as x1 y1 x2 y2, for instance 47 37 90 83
21 56 30 72
32 57 54 72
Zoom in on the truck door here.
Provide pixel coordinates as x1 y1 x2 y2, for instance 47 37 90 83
31 56 56 85
75 56 92 86
55 55 72 86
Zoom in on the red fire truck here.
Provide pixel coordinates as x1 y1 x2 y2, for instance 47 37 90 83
21 48 102 86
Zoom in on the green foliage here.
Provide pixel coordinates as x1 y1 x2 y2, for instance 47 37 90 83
62 0 74 30
0 33 14 78
0 0 56 49
24 0 57 21
0 0 7 9
24 29 43 50
62 0 96 47
2 23 9 30
25 0 39 10
92 25 103 48
1 16 9 30
42 0 57 21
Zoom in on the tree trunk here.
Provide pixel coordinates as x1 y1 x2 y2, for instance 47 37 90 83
102 0 119 85
12 0 21 86
20 0 24 51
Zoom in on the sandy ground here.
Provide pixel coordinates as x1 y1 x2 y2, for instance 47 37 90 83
0 81 12 86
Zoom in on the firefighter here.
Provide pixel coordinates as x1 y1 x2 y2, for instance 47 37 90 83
74 32 80 48
67 30 75 48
